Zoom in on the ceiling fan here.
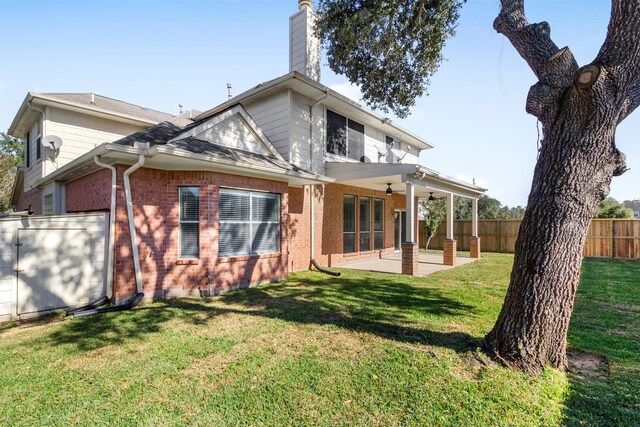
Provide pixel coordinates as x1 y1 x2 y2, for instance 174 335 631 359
427 192 445 202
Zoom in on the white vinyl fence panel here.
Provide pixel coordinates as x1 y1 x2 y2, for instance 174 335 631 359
0 213 108 321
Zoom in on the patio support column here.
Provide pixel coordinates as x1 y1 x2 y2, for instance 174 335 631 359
444 193 457 266
470 198 481 258
402 182 419 276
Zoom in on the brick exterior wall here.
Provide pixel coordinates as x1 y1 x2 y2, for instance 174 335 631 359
66 168 112 212
15 187 42 214
67 166 289 302
288 183 419 270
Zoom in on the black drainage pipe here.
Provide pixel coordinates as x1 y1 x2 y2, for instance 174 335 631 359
73 293 144 318
310 259 341 277
66 296 110 315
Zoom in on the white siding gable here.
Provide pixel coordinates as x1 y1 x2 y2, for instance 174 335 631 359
171 105 283 159
245 93 289 160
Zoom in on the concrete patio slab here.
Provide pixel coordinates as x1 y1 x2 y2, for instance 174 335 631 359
335 252 478 276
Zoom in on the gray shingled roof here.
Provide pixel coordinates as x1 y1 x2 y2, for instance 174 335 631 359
42 93 174 123
111 116 314 177
171 137 310 174
113 116 194 147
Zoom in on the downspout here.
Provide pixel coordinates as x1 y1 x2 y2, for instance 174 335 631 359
123 151 147 295
310 186 314 259
72 149 147 317
93 155 117 300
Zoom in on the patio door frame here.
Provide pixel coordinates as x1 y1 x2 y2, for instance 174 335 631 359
393 209 407 251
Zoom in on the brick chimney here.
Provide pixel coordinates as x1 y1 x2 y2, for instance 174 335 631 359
289 0 321 81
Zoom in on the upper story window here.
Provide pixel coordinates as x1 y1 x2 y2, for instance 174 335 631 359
36 121 42 161
25 131 31 168
385 135 395 163
326 109 365 162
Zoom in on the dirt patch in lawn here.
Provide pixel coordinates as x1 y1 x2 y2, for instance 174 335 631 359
568 351 609 379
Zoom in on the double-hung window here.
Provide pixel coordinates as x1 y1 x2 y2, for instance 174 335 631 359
219 189 280 258
179 187 200 259
326 109 365 162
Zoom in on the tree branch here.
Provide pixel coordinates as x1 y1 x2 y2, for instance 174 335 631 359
618 73 640 124
494 0 570 81
595 0 640 84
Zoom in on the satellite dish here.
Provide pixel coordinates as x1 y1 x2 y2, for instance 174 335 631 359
43 135 63 150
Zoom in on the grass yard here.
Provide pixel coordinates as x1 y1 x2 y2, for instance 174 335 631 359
0 254 638 426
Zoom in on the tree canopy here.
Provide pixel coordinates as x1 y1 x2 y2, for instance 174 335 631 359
0 133 24 212
594 197 633 218
315 0 464 118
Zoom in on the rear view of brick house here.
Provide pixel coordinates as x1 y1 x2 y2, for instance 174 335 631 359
6 0 486 305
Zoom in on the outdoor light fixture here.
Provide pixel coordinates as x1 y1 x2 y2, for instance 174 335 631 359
386 183 393 195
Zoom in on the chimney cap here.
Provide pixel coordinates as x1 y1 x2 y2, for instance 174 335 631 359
299 0 312 10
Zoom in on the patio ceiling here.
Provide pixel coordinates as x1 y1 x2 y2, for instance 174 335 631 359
324 162 486 199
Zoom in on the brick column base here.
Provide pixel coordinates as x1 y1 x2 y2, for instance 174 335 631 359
402 242 419 276
443 239 457 266
470 236 481 258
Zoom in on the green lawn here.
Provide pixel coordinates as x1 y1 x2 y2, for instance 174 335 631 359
0 254 637 426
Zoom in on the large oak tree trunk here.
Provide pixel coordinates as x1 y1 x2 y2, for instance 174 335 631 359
484 0 639 374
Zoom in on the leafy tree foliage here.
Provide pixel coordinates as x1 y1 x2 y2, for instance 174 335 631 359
452 195 526 220
420 197 445 249
0 132 24 212
594 197 633 218
315 0 463 118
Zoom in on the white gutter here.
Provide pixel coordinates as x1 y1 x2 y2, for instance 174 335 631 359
123 150 147 295
93 156 117 300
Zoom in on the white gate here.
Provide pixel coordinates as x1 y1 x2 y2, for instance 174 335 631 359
0 213 108 321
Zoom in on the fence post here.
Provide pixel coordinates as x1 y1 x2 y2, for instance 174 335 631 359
497 220 502 253
610 219 614 259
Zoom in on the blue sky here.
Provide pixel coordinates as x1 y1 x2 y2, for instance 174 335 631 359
1 0 637 207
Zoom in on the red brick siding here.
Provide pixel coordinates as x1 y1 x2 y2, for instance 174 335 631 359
288 183 419 270
66 168 112 212
15 187 42 214
66 166 289 302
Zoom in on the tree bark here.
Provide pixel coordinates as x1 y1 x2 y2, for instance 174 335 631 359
485 0 640 374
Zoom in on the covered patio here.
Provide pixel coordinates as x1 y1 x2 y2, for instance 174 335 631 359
335 251 478 276
325 162 486 275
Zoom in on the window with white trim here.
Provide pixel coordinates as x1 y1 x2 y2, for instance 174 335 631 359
179 187 200 259
343 195 356 253
374 198 384 249
219 189 280 258
326 109 365 162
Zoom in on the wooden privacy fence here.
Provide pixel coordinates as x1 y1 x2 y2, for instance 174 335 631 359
419 219 640 259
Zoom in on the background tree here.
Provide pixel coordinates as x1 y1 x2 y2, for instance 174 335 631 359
622 199 640 217
0 132 24 212
420 198 445 250
317 0 640 373
594 197 633 218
